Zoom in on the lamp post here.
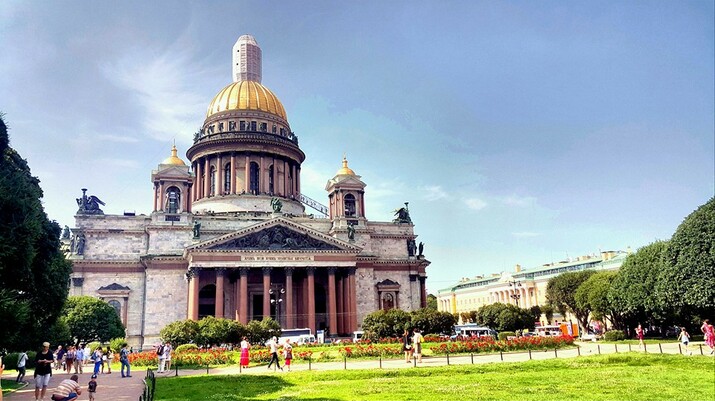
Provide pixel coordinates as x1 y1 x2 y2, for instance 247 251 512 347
269 285 285 325
508 279 522 307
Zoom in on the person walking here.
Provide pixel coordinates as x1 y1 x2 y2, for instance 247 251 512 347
50 374 82 401
157 342 167 373
266 337 282 371
92 347 103 376
412 329 424 364
240 336 250 368
87 374 98 401
119 343 132 378
64 346 75 374
701 319 714 355
636 324 645 349
16 350 28 383
283 340 293 372
105 348 113 374
74 345 84 374
402 329 413 363
677 327 692 355
35 342 55 401
163 342 173 371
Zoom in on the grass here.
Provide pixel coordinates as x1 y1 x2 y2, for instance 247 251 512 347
154 353 715 401
1 379 24 395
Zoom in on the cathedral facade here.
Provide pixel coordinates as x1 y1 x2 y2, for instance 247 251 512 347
67 35 429 347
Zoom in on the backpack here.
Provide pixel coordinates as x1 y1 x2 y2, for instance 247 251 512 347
156 345 164 356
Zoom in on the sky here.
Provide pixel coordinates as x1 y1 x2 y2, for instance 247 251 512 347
1 1 713 294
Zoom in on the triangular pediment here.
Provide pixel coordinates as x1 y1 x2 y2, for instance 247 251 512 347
187 217 360 253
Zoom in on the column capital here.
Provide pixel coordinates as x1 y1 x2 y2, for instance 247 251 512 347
216 267 227 277
285 267 295 276
327 267 337 275
418 276 426 283
347 267 356 275
306 266 316 275
239 267 250 277
186 266 202 280
262 267 272 276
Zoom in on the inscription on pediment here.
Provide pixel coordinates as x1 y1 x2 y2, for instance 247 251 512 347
210 226 341 251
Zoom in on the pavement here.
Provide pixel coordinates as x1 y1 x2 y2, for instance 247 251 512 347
4 341 710 399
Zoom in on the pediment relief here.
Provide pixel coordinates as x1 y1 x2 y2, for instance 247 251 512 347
188 217 360 253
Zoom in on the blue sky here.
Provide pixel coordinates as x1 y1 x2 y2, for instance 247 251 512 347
1 1 713 293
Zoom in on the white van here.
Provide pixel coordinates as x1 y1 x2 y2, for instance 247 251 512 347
352 330 364 342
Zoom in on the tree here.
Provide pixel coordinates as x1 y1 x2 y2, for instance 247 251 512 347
63 296 125 344
608 241 669 330
575 271 623 330
426 294 437 310
160 319 199 345
411 308 456 335
361 309 411 340
476 303 535 332
529 305 542 322
541 305 554 324
546 270 595 331
658 197 715 322
0 114 73 351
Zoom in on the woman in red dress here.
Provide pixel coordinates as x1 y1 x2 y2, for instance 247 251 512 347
700 319 714 354
240 336 250 368
636 324 645 349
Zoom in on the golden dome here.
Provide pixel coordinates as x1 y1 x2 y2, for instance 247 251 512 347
336 156 356 176
161 145 187 166
206 80 287 121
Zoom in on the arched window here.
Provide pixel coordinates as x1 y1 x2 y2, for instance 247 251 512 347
249 162 260 194
108 300 121 318
166 186 180 213
382 293 394 311
209 166 216 196
268 165 274 194
344 194 356 217
224 164 231 194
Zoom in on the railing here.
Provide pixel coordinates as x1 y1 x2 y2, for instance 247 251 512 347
298 193 329 216
139 369 156 401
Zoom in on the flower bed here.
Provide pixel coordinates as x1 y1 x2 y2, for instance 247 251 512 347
338 343 403 358
429 335 574 355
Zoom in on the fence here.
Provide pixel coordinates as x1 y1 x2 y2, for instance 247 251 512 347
139 368 156 401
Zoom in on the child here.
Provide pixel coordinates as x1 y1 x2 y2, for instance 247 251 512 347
677 327 692 356
88 374 98 401
283 340 293 372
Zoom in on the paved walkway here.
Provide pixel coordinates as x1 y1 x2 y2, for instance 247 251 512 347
5 341 709 399
3 366 145 401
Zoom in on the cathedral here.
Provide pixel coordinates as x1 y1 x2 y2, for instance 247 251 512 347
67 35 429 347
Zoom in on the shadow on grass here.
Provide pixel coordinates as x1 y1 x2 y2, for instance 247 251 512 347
155 374 342 401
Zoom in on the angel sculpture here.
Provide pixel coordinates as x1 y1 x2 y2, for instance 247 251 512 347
76 188 105 215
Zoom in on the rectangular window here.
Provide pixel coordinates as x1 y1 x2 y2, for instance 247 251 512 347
240 121 247 130
260 123 267 132
250 121 257 131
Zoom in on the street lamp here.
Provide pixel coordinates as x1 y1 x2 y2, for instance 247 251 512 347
508 279 522 307
269 286 285 325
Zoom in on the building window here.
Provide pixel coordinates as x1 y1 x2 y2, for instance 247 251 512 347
272 124 277 134
382 293 395 310
108 300 121 318
166 186 180 213
209 166 216 196
260 122 267 132
268 165 274 194
250 121 257 131
224 164 231 193
240 120 247 131
344 194 356 217
249 162 260 194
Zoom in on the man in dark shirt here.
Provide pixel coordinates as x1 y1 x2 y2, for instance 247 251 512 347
35 342 54 401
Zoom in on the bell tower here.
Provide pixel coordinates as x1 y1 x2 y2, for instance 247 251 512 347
151 145 194 215
325 156 367 229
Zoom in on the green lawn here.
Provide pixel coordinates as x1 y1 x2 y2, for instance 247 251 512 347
154 353 714 401
1 379 24 395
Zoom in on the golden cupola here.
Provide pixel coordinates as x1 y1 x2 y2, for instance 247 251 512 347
206 80 287 121
336 156 356 176
161 145 187 167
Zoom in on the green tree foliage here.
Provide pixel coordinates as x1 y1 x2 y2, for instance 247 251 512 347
608 241 669 329
411 308 457 335
546 270 595 331
476 303 535 332
529 305 542 322
109 337 128 352
426 294 438 310
63 296 125 344
541 305 554 324
575 271 623 329
658 197 715 321
361 309 411 340
0 114 73 351
160 319 200 345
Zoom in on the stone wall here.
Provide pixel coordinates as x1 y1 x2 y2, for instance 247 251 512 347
142 267 188 346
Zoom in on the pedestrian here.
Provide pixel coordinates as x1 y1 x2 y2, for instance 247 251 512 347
105 348 113 374
701 319 715 355
64 346 75 375
16 350 29 383
157 342 167 373
50 374 81 401
636 324 645 349
163 342 173 371
266 337 282 371
677 327 692 356
1 358 4 401
92 347 103 376
402 329 413 363
35 341 55 401
412 329 424 363
74 345 83 375
53 345 63 371
87 374 98 401
283 339 293 372
120 343 132 378
240 336 250 368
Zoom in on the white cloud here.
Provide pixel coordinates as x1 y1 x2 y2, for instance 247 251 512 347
503 195 537 207
421 185 448 201
512 232 541 238
464 197 487 211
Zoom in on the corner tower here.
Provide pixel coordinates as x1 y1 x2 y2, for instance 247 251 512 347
187 35 305 214
325 156 367 229
151 145 193 215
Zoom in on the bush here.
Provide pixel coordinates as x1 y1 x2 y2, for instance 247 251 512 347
3 351 37 370
109 337 128 352
498 331 516 341
430 335 575 355
86 341 101 353
604 330 626 341
174 344 199 353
